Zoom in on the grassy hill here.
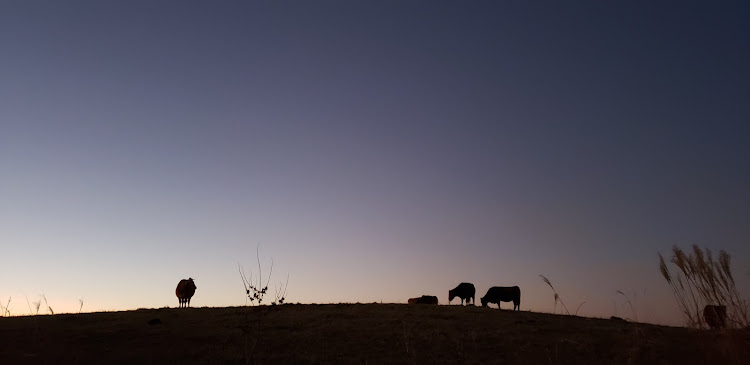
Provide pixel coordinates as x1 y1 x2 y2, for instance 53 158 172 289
1 303 747 364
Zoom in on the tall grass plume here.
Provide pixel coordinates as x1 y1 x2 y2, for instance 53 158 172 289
658 245 749 329
540 275 571 315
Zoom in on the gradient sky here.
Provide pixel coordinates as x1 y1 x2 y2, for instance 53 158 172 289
2 1 748 325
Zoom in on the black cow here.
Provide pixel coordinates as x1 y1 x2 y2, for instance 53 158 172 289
408 295 439 305
176 278 197 308
449 282 475 305
481 286 521 310
703 305 727 329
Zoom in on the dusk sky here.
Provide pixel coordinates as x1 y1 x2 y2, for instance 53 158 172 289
2 1 748 325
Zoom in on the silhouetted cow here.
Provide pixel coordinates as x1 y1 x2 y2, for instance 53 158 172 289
176 278 197 308
703 305 727 329
449 283 475 305
481 286 520 310
408 295 438 305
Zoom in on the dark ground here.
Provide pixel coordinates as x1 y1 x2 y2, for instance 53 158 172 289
1 304 748 364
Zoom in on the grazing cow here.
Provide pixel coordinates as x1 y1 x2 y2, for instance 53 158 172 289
449 282 475 305
176 278 197 308
408 295 438 305
481 286 521 311
703 305 727 329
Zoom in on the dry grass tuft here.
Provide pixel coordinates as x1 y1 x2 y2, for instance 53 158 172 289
658 245 749 329
540 275 571 315
1 297 11 317
42 294 54 315
616 290 639 322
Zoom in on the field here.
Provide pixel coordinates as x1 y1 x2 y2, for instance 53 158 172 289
1 304 748 364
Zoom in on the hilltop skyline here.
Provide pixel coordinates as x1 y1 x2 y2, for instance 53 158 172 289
1 1 749 325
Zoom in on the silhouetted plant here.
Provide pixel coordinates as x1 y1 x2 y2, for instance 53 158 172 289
272 274 289 306
574 302 586 316
238 244 289 363
1 296 11 316
239 245 288 306
659 245 749 329
616 290 639 322
25 295 33 315
32 297 41 315
540 275 570 315
41 294 53 315
23 294 54 316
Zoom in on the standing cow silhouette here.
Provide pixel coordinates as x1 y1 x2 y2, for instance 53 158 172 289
481 286 521 310
176 278 197 308
449 282 476 305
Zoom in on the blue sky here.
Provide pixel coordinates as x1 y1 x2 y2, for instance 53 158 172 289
1 1 748 324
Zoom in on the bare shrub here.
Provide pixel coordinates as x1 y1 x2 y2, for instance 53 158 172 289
238 244 289 363
658 245 749 329
239 245 288 307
